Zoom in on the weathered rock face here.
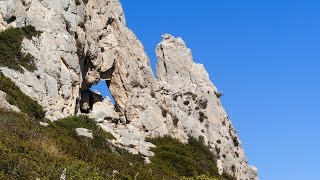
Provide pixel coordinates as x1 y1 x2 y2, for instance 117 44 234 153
0 0 257 179
0 0 81 120
155 35 257 179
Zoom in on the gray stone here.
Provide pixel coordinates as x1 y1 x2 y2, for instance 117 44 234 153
89 97 119 123
39 122 49 127
76 128 93 139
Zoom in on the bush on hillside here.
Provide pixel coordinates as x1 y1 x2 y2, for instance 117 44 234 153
147 136 236 180
0 108 235 179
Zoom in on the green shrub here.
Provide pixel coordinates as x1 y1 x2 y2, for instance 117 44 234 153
0 26 41 72
0 109 235 179
0 72 45 119
147 136 235 180
0 110 145 179
181 174 221 180
55 115 115 145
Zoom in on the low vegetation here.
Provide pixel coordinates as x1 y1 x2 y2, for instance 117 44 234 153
55 115 115 144
148 136 236 180
0 110 146 179
0 110 236 179
0 25 41 72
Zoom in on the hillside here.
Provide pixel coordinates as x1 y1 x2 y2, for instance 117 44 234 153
0 110 234 179
0 69 233 179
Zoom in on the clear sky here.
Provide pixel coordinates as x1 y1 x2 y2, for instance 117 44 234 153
92 1 320 179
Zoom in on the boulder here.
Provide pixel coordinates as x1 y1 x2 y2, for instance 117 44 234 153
76 128 93 139
89 97 119 123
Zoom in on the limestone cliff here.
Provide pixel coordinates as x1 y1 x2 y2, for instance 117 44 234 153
0 0 257 179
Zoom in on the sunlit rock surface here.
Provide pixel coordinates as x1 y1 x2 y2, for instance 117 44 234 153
0 0 257 179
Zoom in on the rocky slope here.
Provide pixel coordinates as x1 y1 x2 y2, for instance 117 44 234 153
0 0 257 179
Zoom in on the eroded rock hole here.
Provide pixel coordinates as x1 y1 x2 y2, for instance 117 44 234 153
80 80 116 114
6 16 16 24
172 115 179 127
183 100 190 106
106 17 114 26
91 80 115 104
199 111 208 123
78 43 119 113
161 108 168 117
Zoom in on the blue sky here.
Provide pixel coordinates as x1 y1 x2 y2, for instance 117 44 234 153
93 1 320 179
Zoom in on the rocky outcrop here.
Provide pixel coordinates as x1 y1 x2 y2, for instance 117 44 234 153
0 0 81 120
155 34 257 179
0 0 257 179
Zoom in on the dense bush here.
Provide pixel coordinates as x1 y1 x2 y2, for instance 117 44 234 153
0 111 145 179
149 136 216 178
181 175 221 180
148 136 236 180
0 26 40 72
0 109 235 179
0 72 45 119
55 115 115 139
